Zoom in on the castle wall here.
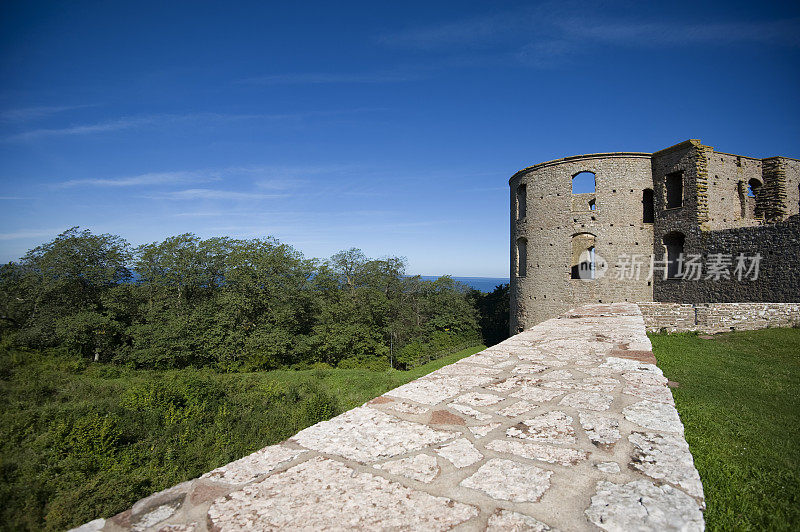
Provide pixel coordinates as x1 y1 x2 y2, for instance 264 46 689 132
653 215 800 303
638 302 800 333
510 154 654 331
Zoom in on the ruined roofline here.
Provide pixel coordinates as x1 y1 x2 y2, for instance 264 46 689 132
653 138 800 162
509 152 651 183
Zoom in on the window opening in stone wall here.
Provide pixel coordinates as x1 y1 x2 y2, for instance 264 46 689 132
517 237 527 277
663 232 685 279
572 171 596 194
747 179 761 198
516 184 527 220
571 233 596 280
588 198 596 211
642 189 654 223
665 171 683 208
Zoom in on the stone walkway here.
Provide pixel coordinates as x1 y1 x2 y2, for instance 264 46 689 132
75 303 705 532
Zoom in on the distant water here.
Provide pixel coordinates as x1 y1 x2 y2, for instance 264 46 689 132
417 276 509 293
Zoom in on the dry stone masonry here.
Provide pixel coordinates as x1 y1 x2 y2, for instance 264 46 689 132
73 303 705 532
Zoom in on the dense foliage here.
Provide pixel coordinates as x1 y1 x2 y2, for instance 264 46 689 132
0 228 503 370
0 344 485 531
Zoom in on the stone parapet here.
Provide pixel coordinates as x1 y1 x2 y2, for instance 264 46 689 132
73 303 704 531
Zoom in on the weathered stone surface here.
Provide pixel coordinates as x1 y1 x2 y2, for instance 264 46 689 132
541 369 573 380
507 411 576 445
511 363 550 374
579 412 621 448
510 387 564 402
487 375 541 392
429 409 467 425
623 380 675 404
157 524 196 532
202 445 306 484
497 400 537 418
486 439 588 466
385 374 494 405
623 400 684 433
460 458 552 503
485 509 553 531
542 376 619 392
374 453 440 483
436 362 502 376
291 407 453 462
434 437 483 468
596 461 621 473
585 480 704 531
468 422 501 438
454 391 504 406
208 457 478 530
629 432 704 499
448 402 493 421
385 400 429 414
559 391 614 411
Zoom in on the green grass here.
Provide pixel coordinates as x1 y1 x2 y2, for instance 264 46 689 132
650 328 800 531
0 345 484 531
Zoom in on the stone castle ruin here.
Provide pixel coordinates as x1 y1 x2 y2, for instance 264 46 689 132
509 139 800 331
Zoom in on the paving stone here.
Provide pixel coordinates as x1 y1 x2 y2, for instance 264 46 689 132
596 461 621 473
622 371 668 387
623 381 675 404
468 422 501 438
454 391 505 407
449 403 493 421
629 432 704 499
497 400 538 418
486 439 588 466
429 409 467 425
68 518 105 532
385 401 429 415
157 525 196 532
578 412 621 449
487 375 541 392
559 391 614 411
434 437 483 468
202 445 307 484
510 387 564 402
506 411 576 445
541 376 619 392
541 369 573 380
386 374 494 405
374 453 440 483
291 407 454 462
588 356 663 376
511 363 550 374
208 457 478 530
460 458 552 503
485 509 553 531
585 480 704 531
623 400 684 434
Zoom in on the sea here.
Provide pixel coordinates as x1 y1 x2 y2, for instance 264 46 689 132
417 276 509 293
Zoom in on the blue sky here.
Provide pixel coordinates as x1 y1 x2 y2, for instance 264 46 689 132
1 0 798 277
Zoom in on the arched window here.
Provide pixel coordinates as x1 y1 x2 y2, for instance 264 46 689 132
663 232 685 279
516 237 527 277
747 178 762 198
571 233 596 280
588 198 596 211
572 171 596 194
642 189 654 223
516 184 527 220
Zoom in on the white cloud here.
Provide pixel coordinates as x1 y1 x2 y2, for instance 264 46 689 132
0 104 98 123
146 188 288 201
0 228 61 241
57 170 221 188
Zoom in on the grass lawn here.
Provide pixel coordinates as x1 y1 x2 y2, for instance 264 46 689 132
650 328 800 531
0 345 484 531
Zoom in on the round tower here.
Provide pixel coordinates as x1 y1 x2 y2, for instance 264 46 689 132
510 153 655 331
